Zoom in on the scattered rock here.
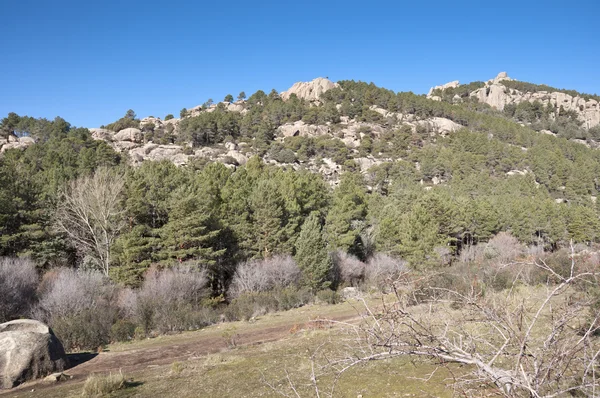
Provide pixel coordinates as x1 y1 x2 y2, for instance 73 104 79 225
277 121 330 138
0 136 36 153
43 372 70 384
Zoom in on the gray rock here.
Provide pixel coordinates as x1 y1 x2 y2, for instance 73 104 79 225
0 319 68 389
114 128 143 143
277 121 330 138
280 78 339 101
89 128 114 141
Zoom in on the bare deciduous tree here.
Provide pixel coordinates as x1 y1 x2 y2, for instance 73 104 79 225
55 167 125 276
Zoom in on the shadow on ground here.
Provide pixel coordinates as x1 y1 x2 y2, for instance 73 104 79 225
67 352 98 368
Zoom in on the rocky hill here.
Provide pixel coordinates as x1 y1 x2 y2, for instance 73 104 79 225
429 72 600 130
63 77 464 183
2 74 599 187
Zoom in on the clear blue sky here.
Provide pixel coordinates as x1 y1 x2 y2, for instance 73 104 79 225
1 0 598 128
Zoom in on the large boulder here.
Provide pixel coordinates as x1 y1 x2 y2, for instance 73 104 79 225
114 128 143 143
0 319 68 389
280 77 339 101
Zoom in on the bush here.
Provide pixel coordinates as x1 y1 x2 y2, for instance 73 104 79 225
316 289 340 305
364 253 407 291
110 319 136 342
484 232 523 265
274 287 313 311
82 371 127 397
0 257 38 322
224 292 278 321
164 114 174 121
271 148 297 164
229 255 301 298
333 251 365 286
224 288 312 321
134 265 210 334
34 268 118 351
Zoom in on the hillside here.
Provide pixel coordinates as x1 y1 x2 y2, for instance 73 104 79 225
2 73 600 397
2 73 600 274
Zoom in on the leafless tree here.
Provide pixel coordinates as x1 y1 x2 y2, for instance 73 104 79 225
54 167 125 276
364 253 407 292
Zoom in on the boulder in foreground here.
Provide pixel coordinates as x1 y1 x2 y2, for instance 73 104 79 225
0 319 68 389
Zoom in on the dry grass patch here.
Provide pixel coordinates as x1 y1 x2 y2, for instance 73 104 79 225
81 371 127 397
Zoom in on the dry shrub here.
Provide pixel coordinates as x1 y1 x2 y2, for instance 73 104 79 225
333 251 365 286
0 257 38 322
228 255 301 298
364 253 407 291
81 371 127 397
134 264 210 334
33 268 118 351
224 288 312 321
484 231 524 265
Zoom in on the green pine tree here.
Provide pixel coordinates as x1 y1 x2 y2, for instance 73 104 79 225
295 213 333 290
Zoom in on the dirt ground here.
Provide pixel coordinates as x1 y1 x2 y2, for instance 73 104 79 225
1 304 361 397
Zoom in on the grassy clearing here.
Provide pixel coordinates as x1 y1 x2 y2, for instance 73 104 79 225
2 297 504 397
91 331 458 397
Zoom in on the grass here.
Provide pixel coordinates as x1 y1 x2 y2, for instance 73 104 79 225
81 371 126 397
0 297 484 398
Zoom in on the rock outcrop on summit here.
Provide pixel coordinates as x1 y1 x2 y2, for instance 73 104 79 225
429 72 600 129
280 77 339 101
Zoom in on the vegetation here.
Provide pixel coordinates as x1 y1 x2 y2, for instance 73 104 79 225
2 75 600 395
81 371 128 397
501 79 600 102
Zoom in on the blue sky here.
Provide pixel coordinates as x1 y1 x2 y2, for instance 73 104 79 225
1 0 598 128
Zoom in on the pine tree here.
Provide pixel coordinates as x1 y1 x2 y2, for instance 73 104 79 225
324 172 367 256
159 187 225 266
249 179 287 258
295 212 332 290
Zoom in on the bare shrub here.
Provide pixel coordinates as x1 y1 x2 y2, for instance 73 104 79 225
33 268 118 351
484 231 524 265
135 264 209 334
229 255 301 298
332 251 365 286
364 253 407 291
459 244 484 264
0 257 38 322
311 245 600 397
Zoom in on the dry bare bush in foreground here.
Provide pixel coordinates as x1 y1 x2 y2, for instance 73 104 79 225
275 245 600 397
33 268 118 350
325 247 600 397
